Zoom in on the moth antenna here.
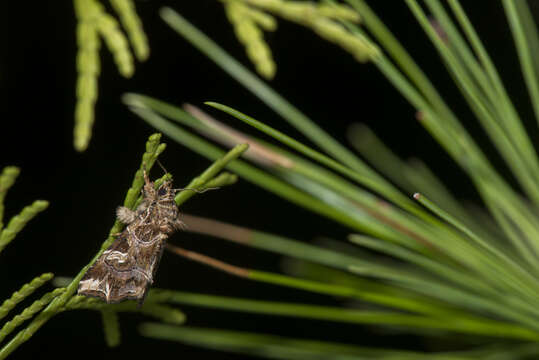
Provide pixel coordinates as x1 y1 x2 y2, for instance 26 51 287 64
173 187 220 194
156 159 168 176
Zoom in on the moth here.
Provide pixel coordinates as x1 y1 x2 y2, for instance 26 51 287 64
77 169 182 305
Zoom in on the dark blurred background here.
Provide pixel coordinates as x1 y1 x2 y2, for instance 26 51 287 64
0 1 537 359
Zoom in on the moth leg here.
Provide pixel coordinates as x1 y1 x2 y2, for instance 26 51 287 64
175 216 186 230
116 206 137 224
159 218 184 232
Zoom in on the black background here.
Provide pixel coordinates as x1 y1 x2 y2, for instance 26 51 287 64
0 1 537 359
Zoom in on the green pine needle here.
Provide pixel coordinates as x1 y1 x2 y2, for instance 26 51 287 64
138 304 186 325
101 310 121 347
0 273 54 322
175 143 248 206
0 167 20 231
0 200 49 254
110 0 149 61
0 288 65 347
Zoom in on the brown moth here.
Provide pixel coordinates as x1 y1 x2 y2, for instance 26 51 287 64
77 169 182 305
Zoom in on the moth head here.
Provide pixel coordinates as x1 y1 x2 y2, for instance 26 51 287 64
157 185 168 196
156 180 175 201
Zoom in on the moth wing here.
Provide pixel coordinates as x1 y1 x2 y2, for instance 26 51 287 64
77 232 149 303
135 234 167 279
103 232 137 272
77 260 112 302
